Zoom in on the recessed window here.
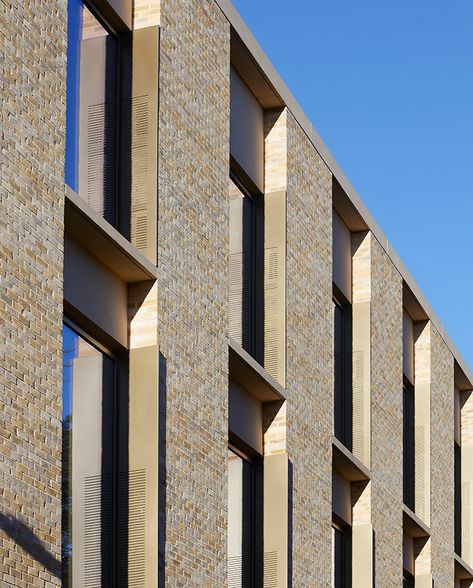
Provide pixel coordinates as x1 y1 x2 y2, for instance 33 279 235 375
66 0 119 223
62 322 116 587
332 523 351 588
455 441 462 555
403 569 414 588
228 447 262 587
229 176 262 357
333 298 352 449
403 384 415 510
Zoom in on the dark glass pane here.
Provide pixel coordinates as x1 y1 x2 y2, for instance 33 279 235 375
403 570 414 588
62 324 115 587
403 385 415 509
333 301 352 448
455 443 462 555
333 526 351 588
229 178 254 355
333 302 344 442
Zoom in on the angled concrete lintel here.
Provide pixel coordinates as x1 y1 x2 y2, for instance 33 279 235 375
229 338 286 403
332 436 370 483
455 553 473 580
403 504 431 539
65 187 158 283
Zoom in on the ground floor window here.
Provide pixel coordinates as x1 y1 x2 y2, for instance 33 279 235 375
62 322 115 587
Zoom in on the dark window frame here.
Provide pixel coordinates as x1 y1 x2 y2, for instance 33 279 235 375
333 289 353 451
403 380 415 510
228 441 263 588
66 0 127 229
455 440 462 556
62 317 127 587
229 168 264 361
403 568 414 588
332 517 352 588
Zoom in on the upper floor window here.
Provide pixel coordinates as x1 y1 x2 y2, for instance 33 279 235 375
333 298 352 449
402 309 415 510
66 0 119 223
403 383 415 510
229 175 263 357
332 209 353 450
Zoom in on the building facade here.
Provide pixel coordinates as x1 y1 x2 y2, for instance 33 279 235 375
1 0 472 586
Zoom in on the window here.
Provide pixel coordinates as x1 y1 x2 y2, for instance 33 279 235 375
455 442 462 555
66 0 119 223
229 176 263 358
403 569 414 588
62 322 117 587
332 522 351 588
333 298 352 449
403 384 415 510
228 447 262 587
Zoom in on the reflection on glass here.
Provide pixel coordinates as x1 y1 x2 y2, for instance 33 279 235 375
229 178 254 354
228 449 253 587
62 323 114 587
65 0 118 223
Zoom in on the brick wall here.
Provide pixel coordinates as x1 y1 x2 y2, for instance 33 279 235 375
431 326 455 584
0 0 66 585
157 0 230 584
286 112 333 587
370 237 404 586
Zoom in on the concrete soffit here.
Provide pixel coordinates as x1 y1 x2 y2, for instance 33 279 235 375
455 553 473 580
214 0 473 388
65 187 158 283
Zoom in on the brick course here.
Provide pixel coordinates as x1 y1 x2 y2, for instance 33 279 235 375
370 237 404 586
0 0 66 585
157 0 230 584
286 112 333 587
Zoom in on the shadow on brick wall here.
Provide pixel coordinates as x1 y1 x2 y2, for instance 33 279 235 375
0 512 61 578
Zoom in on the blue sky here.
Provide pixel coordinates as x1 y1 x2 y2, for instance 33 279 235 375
233 0 473 370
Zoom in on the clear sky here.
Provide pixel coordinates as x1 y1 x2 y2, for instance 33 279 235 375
233 0 473 370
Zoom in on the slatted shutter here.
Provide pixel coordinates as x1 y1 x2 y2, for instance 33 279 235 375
414 424 426 521
352 350 365 460
119 27 159 264
463 481 471 561
229 185 253 352
263 453 288 588
124 345 159 587
78 35 117 223
260 191 286 386
351 300 371 467
71 354 114 587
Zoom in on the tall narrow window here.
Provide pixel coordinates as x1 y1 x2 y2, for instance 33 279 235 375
62 323 115 587
229 176 261 356
403 384 415 510
228 448 255 587
333 299 352 449
403 569 414 588
66 0 118 223
455 442 462 555
332 523 351 588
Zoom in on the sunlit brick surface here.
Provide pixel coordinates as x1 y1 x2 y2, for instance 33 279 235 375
0 0 66 585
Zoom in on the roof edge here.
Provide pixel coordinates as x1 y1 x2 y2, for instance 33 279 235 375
214 0 473 386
